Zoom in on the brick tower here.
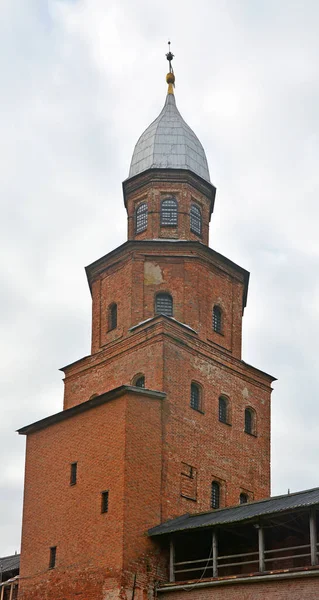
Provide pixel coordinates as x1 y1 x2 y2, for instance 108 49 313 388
18 53 275 600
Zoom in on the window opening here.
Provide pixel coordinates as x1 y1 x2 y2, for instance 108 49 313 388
181 463 197 501
135 202 148 234
134 375 145 388
161 198 178 226
240 493 248 504
190 204 202 235
245 408 256 435
49 546 57 569
101 490 109 513
70 462 77 486
155 293 173 317
219 396 228 424
190 383 201 411
109 303 117 331
211 481 220 509
213 306 222 333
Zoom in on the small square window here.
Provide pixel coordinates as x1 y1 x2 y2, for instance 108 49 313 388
101 490 109 514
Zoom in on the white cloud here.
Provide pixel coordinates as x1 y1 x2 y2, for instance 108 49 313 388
1 0 319 554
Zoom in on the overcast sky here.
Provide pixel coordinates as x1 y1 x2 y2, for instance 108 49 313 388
1 0 319 556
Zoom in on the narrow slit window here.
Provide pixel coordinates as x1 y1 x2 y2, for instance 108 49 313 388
218 396 228 424
240 492 248 504
70 462 77 486
213 306 222 333
161 198 178 227
211 481 220 509
101 490 109 514
108 303 117 331
190 383 201 412
190 204 202 235
49 546 57 569
135 202 148 234
155 293 173 317
245 407 256 435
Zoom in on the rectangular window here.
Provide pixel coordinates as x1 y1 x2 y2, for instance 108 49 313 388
181 463 197 501
70 462 77 486
49 546 56 569
101 490 109 513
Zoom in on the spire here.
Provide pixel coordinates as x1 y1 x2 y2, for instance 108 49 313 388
166 41 175 95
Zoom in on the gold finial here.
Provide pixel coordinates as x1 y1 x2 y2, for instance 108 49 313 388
165 41 175 95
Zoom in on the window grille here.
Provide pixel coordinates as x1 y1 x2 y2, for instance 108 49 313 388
213 306 222 333
109 303 117 331
135 202 148 234
219 397 228 423
190 204 202 235
181 463 197 501
240 493 248 504
245 408 256 435
161 198 178 226
101 490 109 514
211 481 220 509
155 293 173 317
49 546 57 569
190 383 201 411
135 375 145 388
70 462 77 486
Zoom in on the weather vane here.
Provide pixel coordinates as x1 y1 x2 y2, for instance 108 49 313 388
166 41 174 74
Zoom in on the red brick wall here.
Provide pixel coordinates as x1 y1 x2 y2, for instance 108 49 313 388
18 390 164 600
64 242 247 408
125 177 212 245
158 575 319 600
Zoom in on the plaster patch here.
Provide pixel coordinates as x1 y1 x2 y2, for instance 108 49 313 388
242 387 249 399
144 262 164 285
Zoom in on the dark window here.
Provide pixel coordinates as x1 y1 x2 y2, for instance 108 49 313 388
135 375 145 388
161 198 178 226
190 383 201 411
240 493 248 504
108 303 117 331
245 408 256 435
70 462 77 486
135 202 148 234
211 481 220 509
190 204 202 235
219 396 228 423
49 546 56 569
101 490 109 514
213 306 222 333
155 293 173 317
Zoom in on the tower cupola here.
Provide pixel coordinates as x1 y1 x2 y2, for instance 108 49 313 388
123 48 216 245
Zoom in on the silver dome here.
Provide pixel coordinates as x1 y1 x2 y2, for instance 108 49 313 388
129 93 210 182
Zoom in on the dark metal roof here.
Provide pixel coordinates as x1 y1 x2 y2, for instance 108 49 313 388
0 554 20 574
17 386 166 436
148 487 319 537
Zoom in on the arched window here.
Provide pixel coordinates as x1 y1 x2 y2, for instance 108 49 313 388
108 303 117 331
240 493 248 504
133 374 145 388
219 396 229 424
190 383 201 412
135 202 148 234
161 197 178 227
245 407 256 435
211 481 220 509
213 306 222 333
190 204 202 235
155 293 173 317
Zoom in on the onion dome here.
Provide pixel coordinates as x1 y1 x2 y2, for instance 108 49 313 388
129 52 210 183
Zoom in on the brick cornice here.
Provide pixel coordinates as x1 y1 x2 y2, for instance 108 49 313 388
122 168 216 214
